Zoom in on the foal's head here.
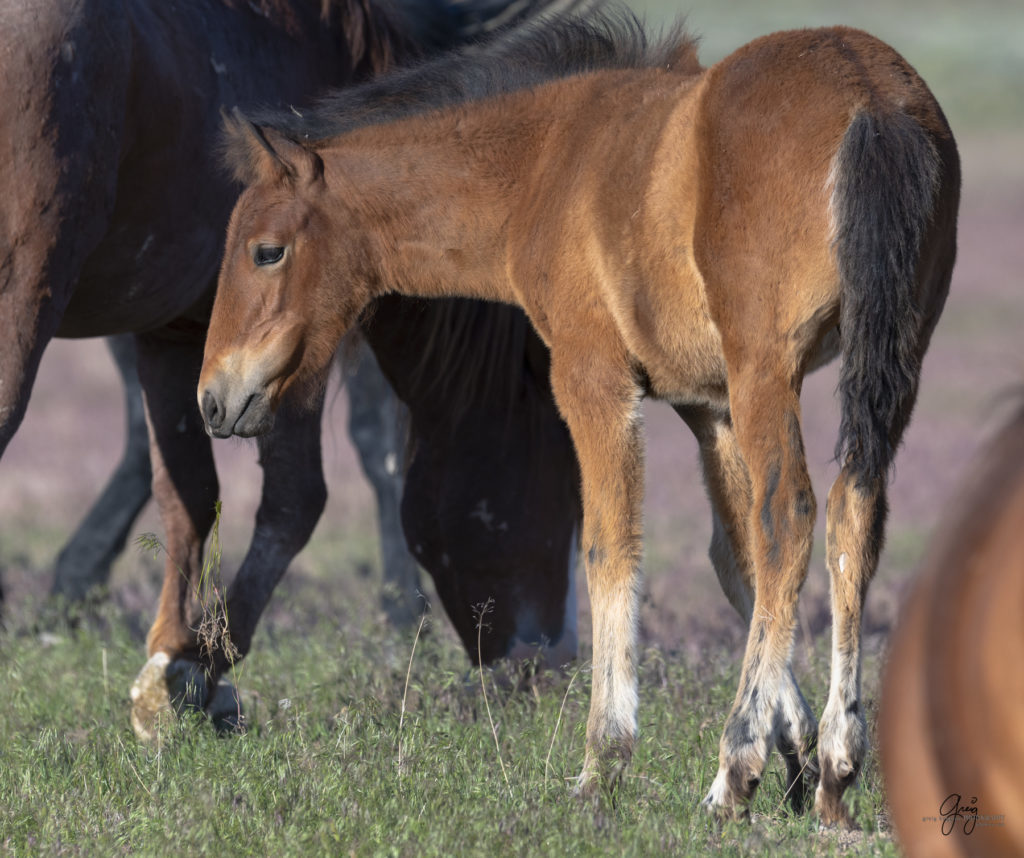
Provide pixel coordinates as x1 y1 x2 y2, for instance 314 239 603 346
199 114 372 438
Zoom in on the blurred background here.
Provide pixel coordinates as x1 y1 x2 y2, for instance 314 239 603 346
1 0 1021 658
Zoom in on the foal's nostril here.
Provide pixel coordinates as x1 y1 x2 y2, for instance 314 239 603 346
201 389 223 429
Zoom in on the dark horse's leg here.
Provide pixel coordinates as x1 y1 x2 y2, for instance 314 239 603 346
51 334 413 620
51 334 151 600
343 342 422 626
129 328 326 740
217 396 327 668
129 329 218 740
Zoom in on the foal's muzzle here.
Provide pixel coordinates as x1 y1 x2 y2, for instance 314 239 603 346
199 381 275 439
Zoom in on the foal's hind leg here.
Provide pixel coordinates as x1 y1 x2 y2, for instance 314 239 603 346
815 471 886 826
677 405 818 812
701 370 816 817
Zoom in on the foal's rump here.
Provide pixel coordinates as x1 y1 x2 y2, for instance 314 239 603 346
513 26 957 417
692 26 956 398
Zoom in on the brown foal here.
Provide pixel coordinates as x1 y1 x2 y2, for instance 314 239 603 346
198 13 959 823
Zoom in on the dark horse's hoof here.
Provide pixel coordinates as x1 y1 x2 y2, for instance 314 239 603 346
130 652 242 743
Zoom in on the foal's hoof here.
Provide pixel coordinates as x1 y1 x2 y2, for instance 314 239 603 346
572 740 632 802
813 758 860 829
815 795 858 830
129 653 212 743
700 767 755 823
571 768 600 800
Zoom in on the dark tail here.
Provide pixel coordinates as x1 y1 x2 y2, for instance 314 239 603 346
832 109 942 485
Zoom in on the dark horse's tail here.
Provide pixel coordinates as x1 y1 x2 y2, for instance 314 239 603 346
831 108 945 485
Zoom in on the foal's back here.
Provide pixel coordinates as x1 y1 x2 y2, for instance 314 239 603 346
508 26 954 404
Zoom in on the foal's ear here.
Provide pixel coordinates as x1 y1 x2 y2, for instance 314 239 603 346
221 106 324 187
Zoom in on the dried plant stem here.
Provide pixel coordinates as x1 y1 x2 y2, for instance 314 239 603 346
476 599 512 798
136 501 239 673
545 664 582 781
397 610 428 774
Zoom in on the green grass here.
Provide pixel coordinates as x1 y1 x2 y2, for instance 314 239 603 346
1 596 897 858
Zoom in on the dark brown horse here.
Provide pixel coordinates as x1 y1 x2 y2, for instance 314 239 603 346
46 332 420 628
0 0 582 739
199 11 959 823
880 399 1024 856
48 335 154 602
364 296 580 665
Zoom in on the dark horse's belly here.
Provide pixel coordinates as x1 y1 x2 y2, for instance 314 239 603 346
53 0 345 338
57 210 225 338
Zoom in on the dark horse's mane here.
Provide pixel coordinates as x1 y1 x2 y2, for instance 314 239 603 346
318 0 546 83
250 8 701 143
236 5 701 433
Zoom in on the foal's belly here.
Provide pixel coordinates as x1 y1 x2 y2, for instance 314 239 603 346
636 343 730 411
616 276 731 410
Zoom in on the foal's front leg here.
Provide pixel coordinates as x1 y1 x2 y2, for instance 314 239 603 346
550 350 644 792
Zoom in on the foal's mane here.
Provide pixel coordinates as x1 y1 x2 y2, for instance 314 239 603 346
246 7 701 145
226 5 698 467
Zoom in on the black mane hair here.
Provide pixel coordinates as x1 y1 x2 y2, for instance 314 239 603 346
251 6 701 144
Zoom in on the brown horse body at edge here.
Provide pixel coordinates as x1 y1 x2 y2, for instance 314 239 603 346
198 13 960 822
881 399 1024 856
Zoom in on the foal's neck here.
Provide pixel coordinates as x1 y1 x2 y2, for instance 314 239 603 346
322 109 534 306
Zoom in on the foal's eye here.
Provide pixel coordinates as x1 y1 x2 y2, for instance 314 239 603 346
253 244 285 266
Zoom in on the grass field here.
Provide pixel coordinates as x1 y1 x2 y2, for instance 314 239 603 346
0 596 897 857
2 0 1023 855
